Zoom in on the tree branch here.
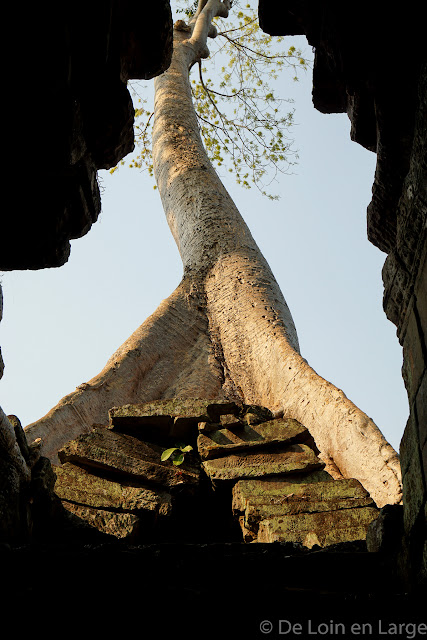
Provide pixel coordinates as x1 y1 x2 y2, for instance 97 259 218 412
189 0 232 58
190 0 209 23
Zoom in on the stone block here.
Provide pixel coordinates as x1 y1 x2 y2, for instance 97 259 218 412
239 405 274 425
197 421 219 434
218 414 242 428
414 246 427 351
108 399 242 441
54 462 172 516
232 471 334 512
245 494 374 529
257 506 379 547
382 252 411 329
416 371 427 452
202 444 324 482
58 427 199 489
60 502 141 540
402 462 426 536
402 306 425 401
400 414 421 476
197 417 309 460
237 515 256 542
232 476 375 541
401 421 426 534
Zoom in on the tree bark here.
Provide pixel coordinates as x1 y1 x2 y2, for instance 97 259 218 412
24 1 401 508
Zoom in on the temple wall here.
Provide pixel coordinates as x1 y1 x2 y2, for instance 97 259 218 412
259 0 426 590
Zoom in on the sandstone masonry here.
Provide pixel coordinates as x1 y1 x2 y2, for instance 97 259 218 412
51 399 379 547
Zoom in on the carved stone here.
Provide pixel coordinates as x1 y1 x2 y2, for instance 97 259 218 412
233 475 378 545
58 427 199 489
197 417 310 460
202 444 324 482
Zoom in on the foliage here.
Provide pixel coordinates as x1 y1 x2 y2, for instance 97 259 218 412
111 0 309 199
161 443 193 466
176 0 199 18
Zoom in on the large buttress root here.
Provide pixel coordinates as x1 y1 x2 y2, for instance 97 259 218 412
24 278 225 463
25 255 402 507
205 253 402 508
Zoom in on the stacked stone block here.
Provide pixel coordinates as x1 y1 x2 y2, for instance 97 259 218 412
54 399 208 541
53 399 379 547
232 476 377 545
197 404 379 546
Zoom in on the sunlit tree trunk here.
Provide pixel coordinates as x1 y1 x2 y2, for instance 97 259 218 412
24 1 401 508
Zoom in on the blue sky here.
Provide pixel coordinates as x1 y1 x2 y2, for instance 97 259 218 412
0 31 408 452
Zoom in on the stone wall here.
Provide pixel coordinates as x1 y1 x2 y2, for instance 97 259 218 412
3 1 173 271
258 0 426 591
392 66 427 591
0 1 173 543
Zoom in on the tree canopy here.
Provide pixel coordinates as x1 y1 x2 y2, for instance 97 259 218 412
111 0 308 199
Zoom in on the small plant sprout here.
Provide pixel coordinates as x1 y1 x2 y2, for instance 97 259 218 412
161 443 193 466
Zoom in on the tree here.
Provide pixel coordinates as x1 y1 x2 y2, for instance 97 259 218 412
121 0 304 200
25 0 401 508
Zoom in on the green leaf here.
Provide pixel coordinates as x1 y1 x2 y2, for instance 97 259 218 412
180 445 193 453
120 2 309 199
161 447 178 461
172 452 185 466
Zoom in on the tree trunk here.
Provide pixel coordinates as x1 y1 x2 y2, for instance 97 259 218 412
24 2 401 508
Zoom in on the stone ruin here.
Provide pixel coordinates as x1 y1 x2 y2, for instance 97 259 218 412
8 398 422 635
27 398 379 548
